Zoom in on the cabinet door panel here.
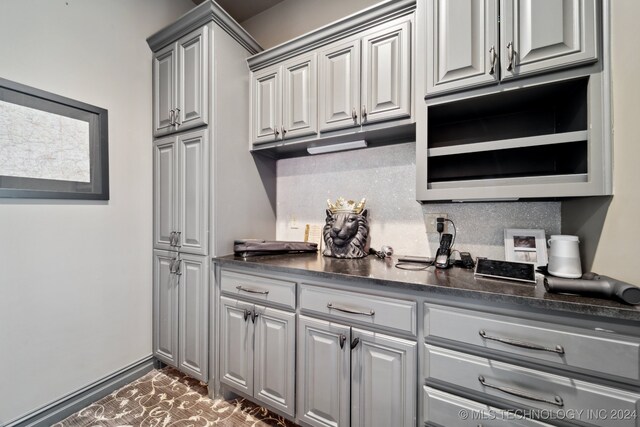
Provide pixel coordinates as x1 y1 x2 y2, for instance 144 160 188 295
297 315 350 427
282 53 318 140
153 250 179 367
252 66 282 145
319 38 361 132
426 0 499 95
501 0 597 80
177 130 208 255
351 328 416 427
177 26 208 130
178 254 208 382
153 44 176 136
362 19 412 124
220 296 254 394
153 138 177 251
254 307 296 416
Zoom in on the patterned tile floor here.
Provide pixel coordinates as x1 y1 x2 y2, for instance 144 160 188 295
54 367 299 426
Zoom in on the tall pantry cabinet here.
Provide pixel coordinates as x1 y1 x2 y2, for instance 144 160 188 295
147 2 276 383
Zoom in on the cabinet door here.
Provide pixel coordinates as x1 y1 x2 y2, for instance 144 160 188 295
297 315 350 427
361 18 412 124
282 53 318 140
177 254 208 382
153 43 177 136
318 37 361 132
252 65 282 145
153 250 179 367
177 26 208 131
177 130 208 255
153 137 177 251
253 306 296 416
426 0 499 95
351 328 417 427
220 296 254 395
500 0 597 80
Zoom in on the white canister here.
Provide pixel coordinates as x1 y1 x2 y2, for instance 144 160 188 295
547 235 582 278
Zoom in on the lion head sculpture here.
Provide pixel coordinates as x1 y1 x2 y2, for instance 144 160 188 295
322 198 370 259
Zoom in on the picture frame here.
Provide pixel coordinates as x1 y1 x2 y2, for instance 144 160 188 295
0 77 109 200
504 228 548 268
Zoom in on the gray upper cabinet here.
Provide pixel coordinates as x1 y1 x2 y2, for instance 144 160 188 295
361 18 412 125
153 129 208 255
425 0 598 96
247 0 416 157
501 0 597 80
426 0 499 95
318 37 361 133
319 16 413 132
252 53 317 145
153 26 208 137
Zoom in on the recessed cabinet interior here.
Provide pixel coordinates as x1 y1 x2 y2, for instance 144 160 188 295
252 53 318 145
153 129 209 255
153 26 208 136
153 250 209 382
425 0 598 96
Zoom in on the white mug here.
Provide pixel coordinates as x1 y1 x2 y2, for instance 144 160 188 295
547 235 582 278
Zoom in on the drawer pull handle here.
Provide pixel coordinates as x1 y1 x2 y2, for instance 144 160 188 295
479 330 565 355
478 375 564 407
236 285 269 295
327 303 375 316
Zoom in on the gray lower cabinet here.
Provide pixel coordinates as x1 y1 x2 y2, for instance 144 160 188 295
153 250 209 382
296 315 417 427
220 296 296 417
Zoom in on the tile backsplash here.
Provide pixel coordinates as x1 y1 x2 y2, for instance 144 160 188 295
276 142 561 259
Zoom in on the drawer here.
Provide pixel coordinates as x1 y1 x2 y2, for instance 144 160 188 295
299 283 416 335
425 345 640 427
220 269 296 310
425 303 640 382
424 386 552 427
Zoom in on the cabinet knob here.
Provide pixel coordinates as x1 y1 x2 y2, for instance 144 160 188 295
174 108 181 126
274 127 280 139
361 105 367 122
243 309 251 322
169 109 175 126
281 128 287 139
351 107 358 122
339 333 347 349
350 337 360 350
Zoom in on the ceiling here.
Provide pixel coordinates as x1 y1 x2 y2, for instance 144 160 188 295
193 0 285 23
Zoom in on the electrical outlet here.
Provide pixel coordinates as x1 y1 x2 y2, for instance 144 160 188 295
289 215 299 229
425 213 447 233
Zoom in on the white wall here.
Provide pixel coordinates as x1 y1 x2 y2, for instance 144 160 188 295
589 0 640 283
0 0 194 422
242 0 379 48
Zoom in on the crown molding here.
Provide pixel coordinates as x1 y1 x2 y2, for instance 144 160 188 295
247 0 415 71
147 0 262 54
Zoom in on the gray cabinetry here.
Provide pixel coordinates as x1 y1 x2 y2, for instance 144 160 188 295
153 129 208 255
153 26 208 137
252 53 317 145
219 274 296 417
425 0 597 96
319 16 412 132
423 302 640 426
153 250 208 382
247 0 416 158
297 287 417 427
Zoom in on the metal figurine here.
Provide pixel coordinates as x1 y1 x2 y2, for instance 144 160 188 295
323 197 370 259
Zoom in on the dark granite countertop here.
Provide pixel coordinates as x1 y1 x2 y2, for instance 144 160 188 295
214 253 640 322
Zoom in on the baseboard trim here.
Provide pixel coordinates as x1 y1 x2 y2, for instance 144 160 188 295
4 355 155 427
